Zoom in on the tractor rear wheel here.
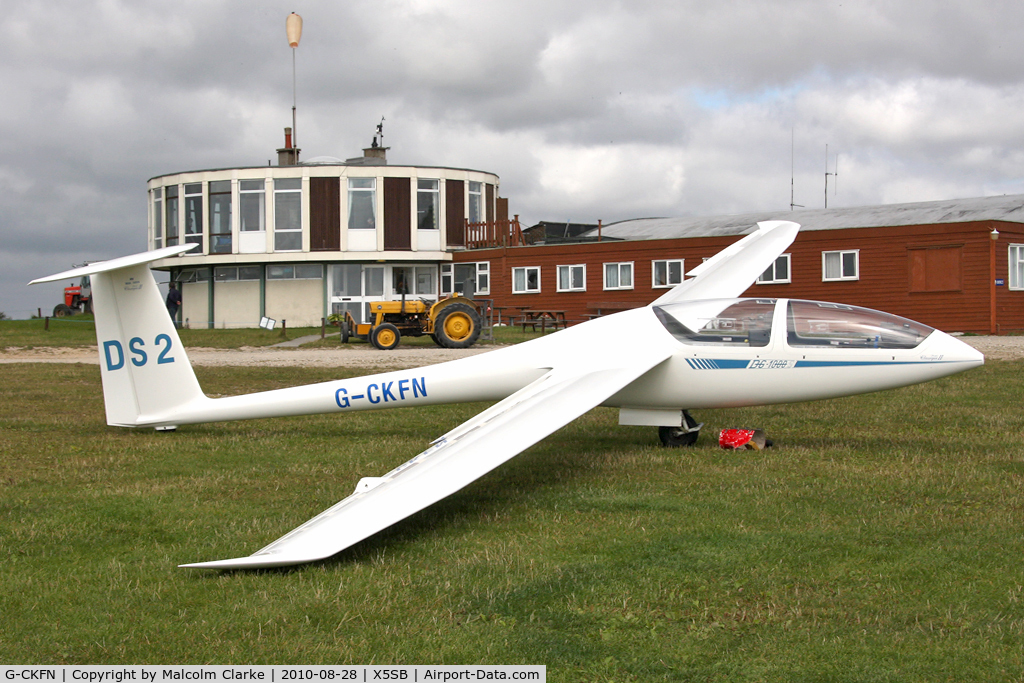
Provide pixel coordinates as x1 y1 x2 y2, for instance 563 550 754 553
53 304 73 317
370 323 401 350
434 303 481 348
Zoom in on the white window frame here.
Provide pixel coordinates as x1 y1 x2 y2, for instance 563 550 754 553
267 264 322 280
347 178 376 230
557 264 586 292
468 181 483 223
417 178 440 230
442 262 490 296
822 250 859 282
214 265 261 282
151 188 162 249
273 178 303 252
1010 244 1024 290
652 259 684 288
512 266 541 294
757 254 792 284
475 261 490 295
603 262 634 290
239 179 266 233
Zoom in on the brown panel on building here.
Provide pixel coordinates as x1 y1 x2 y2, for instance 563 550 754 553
384 177 411 251
486 184 495 223
908 245 963 292
496 196 508 223
309 177 340 251
446 179 465 246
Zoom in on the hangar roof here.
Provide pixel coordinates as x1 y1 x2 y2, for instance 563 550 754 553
582 194 1024 241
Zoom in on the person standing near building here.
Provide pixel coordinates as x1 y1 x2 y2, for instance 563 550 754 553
166 281 182 326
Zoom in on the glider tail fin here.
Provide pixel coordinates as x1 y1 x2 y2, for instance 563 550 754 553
30 245 206 428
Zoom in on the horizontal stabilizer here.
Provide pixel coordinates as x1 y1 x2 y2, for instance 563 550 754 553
29 243 197 285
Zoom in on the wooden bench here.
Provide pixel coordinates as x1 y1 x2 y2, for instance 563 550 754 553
586 302 645 317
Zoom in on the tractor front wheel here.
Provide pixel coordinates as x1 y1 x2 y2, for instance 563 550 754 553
434 303 481 349
370 323 401 350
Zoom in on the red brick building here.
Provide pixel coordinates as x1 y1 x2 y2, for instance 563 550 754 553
451 195 1024 334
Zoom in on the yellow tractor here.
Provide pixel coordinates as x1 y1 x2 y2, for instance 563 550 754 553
339 295 483 350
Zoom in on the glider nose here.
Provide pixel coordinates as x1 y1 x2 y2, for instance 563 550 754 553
926 330 985 369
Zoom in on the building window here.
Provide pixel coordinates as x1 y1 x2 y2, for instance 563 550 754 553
417 179 439 230
267 264 322 280
208 180 232 254
1010 245 1024 290
348 178 376 230
165 185 179 246
274 178 302 251
176 268 210 283
183 183 203 251
468 181 483 223
512 266 540 294
239 180 265 232
822 250 859 281
652 259 684 288
152 188 162 249
442 262 490 296
557 264 586 292
415 266 436 296
214 265 261 282
393 266 438 296
757 254 791 284
603 262 633 290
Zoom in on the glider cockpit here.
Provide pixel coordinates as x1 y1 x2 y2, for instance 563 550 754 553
653 298 935 351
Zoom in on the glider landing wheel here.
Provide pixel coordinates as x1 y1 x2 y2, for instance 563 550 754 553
370 323 401 350
658 411 702 448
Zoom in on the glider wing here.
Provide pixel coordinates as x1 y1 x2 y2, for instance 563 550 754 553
651 220 799 305
181 344 675 569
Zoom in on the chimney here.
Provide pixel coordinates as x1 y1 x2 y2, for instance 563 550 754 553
362 144 388 164
277 127 300 166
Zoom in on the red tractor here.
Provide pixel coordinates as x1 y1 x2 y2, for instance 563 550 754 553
53 275 92 317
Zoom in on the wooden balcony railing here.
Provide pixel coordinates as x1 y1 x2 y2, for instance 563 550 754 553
465 215 525 249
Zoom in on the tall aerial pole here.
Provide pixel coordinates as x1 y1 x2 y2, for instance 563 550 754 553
790 128 803 210
286 13 303 150
824 144 839 209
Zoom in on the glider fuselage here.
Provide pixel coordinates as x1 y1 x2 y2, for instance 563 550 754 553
138 298 982 430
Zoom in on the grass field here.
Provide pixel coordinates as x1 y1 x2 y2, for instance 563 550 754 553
1 360 1023 680
0 317 543 349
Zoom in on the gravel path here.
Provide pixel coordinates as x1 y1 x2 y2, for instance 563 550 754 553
1 336 1021 368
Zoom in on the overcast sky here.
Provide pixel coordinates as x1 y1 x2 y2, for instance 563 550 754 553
3 0 1024 317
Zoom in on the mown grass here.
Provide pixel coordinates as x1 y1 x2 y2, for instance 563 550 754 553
0 317 325 349
1 361 1022 680
0 318 542 350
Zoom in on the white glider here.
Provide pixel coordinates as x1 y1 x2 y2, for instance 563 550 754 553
30 221 984 569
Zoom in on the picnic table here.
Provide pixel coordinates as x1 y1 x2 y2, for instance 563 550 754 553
521 309 568 334
586 301 644 317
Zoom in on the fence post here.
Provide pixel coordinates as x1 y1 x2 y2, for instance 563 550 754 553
321 317 326 339
44 316 49 331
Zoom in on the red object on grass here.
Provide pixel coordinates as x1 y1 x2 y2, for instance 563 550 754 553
719 429 756 449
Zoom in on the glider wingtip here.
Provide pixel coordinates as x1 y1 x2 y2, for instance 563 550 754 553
179 552 323 570
755 219 801 232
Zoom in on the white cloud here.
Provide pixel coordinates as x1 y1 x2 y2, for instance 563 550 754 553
4 0 1024 316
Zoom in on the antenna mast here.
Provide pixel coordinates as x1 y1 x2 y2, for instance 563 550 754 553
824 144 839 208
790 128 803 211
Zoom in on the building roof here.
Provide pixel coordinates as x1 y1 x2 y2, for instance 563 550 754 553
581 194 1024 241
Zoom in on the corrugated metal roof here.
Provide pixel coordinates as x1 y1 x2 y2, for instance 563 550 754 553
583 194 1024 241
